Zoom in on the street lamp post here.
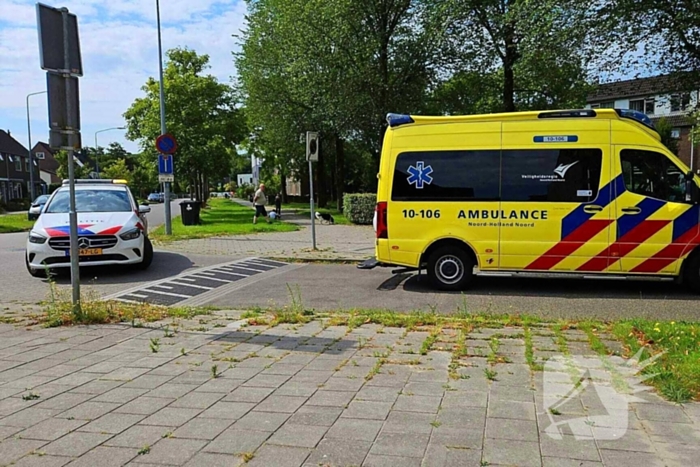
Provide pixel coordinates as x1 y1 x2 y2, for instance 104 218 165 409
26 90 47 200
94 126 126 178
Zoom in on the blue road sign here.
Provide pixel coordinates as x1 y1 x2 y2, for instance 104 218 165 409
158 154 173 175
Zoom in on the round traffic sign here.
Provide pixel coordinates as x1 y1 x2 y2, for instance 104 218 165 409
155 133 178 154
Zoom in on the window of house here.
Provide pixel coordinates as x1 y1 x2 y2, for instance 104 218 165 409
621 149 686 202
35 152 45 160
501 149 602 202
645 98 655 115
25 158 30 172
392 150 500 201
629 99 644 112
671 129 681 139
590 103 600 109
599 101 615 108
14 156 22 172
670 93 691 112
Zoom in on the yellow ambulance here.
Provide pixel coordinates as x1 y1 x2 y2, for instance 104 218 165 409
363 109 700 292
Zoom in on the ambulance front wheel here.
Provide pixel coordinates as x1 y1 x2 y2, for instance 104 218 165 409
427 247 474 291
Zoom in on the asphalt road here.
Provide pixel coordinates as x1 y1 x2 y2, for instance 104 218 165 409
0 200 238 304
203 263 700 321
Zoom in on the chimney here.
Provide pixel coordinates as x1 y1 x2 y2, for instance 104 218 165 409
6 130 10 136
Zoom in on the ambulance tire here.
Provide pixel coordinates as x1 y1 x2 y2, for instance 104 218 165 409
683 252 700 294
427 247 474 291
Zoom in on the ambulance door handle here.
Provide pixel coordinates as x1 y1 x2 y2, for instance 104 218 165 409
583 205 603 213
621 207 642 214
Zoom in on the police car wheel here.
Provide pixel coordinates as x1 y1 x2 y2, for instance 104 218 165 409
138 237 154 270
683 252 700 294
428 247 473 291
25 255 46 278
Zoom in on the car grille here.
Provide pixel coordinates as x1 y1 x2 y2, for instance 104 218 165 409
48 235 119 251
43 254 129 265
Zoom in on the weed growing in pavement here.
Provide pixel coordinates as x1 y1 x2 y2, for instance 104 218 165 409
163 326 174 338
523 325 544 372
22 392 40 401
484 368 498 381
420 327 441 355
137 445 150 455
241 452 255 462
149 338 160 353
211 365 219 379
180 348 187 356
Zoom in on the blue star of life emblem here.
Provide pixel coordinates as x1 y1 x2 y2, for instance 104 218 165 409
407 161 433 189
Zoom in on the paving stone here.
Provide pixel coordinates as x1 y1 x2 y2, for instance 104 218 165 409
170 392 223 409
114 397 174 416
195 378 242 393
273 381 319 398
483 438 541 467
104 424 174 448
63 446 138 467
30 394 87 413
287 406 342 427
194 401 255 421
56 401 120 420
289 370 333 384
403 382 446 396
130 438 207 465
369 432 430 458
246 445 311 467
541 458 602 467
422 443 482 467
305 390 355 408
0 408 61 428
599 449 666 467
122 375 174 390
222 386 275 403
393 394 442 413
363 454 422 467
488 399 537 420
17 418 87 441
233 410 291 432
305 438 372 467
204 428 270 455
595 429 656 453
267 423 327 448
145 384 199 399
354 385 400 403
341 400 392 420
78 413 146 434
640 419 700 444
172 417 233 440
255 395 307 413
242 374 290 388
540 432 602 461
183 452 244 467
320 376 365 392
485 417 539 442
489 382 537 402
42 432 112 457
437 407 486 427
11 454 72 467
93 388 150 404
440 390 488 409
634 403 691 423
0 425 23 440
430 425 483 450
0 439 48 465
382 410 435 434
325 417 382 441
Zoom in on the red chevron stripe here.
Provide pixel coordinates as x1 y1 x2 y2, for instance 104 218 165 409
578 220 670 272
631 229 700 273
525 219 612 271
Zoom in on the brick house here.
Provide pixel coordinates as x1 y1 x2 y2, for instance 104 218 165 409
586 74 699 171
0 129 41 203
31 141 61 186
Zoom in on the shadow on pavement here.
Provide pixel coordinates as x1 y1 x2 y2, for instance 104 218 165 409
48 251 195 286
379 273 698 301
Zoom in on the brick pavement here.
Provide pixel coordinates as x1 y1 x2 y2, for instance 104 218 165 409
159 200 375 261
0 311 697 466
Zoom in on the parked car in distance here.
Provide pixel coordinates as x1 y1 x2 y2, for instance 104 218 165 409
148 192 164 203
27 194 50 221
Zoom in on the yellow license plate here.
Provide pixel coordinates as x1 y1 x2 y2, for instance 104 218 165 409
79 248 102 256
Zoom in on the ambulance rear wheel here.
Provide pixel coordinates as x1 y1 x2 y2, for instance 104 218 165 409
427 247 474 291
683 252 700 294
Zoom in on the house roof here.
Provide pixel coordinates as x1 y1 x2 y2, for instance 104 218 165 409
587 74 692 103
650 114 693 128
0 130 28 157
32 142 54 155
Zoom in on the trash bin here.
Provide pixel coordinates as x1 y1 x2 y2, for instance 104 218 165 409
180 200 202 226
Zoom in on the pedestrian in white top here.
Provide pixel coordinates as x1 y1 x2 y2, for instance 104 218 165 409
253 183 270 224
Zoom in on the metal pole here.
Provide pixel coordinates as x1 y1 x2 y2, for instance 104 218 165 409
308 159 316 250
26 91 46 200
691 126 695 173
94 132 99 177
62 8 80 315
156 0 171 234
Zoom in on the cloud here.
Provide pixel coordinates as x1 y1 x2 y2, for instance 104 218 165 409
0 0 247 154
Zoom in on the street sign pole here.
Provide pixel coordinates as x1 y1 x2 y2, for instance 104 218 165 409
62 7 80 315
306 131 319 250
308 159 316 250
156 0 171 235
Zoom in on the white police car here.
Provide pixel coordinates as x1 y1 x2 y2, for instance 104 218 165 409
25 180 153 277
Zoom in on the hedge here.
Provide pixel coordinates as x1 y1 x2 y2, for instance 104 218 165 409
343 193 376 225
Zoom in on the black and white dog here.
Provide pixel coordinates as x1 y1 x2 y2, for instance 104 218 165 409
315 211 335 224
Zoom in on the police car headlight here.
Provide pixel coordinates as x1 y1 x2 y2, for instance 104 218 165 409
28 232 47 244
119 228 141 241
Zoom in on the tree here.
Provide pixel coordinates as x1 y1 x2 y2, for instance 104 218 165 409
124 48 247 201
54 150 91 180
656 117 679 155
101 159 132 182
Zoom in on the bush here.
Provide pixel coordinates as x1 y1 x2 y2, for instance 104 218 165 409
343 193 376 225
6 199 31 211
237 183 255 200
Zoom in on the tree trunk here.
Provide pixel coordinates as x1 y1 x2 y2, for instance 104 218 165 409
279 164 287 204
317 137 327 208
335 135 345 212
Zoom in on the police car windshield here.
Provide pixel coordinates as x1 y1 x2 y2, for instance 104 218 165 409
45 189 132 213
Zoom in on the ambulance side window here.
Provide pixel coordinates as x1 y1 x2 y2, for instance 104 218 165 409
620 149 686 202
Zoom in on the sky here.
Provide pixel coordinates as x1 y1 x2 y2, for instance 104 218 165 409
0 0 247 154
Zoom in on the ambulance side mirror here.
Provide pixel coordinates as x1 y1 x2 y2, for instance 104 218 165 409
685 171 699 204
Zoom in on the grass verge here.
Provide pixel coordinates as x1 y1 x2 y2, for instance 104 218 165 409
282 202 350 225
0 213 33 233
150 198 298 243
